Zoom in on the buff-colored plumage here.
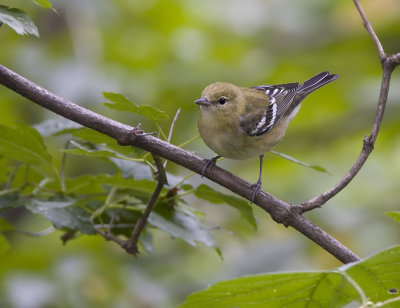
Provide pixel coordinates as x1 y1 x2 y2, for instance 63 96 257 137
195 72 338 202
197 82 299 160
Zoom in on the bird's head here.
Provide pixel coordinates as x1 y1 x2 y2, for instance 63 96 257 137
194 82 242 114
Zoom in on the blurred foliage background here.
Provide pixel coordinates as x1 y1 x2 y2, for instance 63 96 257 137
0 0 399 307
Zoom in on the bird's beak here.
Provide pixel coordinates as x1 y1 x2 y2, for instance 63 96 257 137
194 97 211 106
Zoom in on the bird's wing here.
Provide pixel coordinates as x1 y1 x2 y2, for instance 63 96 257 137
240 83 299 136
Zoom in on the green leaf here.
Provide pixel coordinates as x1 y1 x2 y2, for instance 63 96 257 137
33 118 82 137
181 271 357 308
149 206 218 248
73 128 136 157
62 140 139 162
73 128 119 145
270 150 330 174
103 92 169 122
0 123 52 165
0 234 10 257
385 211 400 224
0 191 20 209
62 145 120 160
0 217 14 232
109 158 152 180
24 198 95 234
0 5 39 36
194 184 257 230
66 173 155 199
33 0 53 9
180 246 400 308
344 245 400 305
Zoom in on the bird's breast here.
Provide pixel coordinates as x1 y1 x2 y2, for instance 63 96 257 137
198 108 289 160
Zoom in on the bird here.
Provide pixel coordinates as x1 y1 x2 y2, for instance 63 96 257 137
194 71 338 202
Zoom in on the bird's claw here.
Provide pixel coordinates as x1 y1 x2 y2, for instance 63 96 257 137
201 156 220 177
250 180 262 203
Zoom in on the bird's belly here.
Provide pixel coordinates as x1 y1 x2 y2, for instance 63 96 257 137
199 114 291 160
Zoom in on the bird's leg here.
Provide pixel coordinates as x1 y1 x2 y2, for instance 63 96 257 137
201 155 221 177
250 154 264 203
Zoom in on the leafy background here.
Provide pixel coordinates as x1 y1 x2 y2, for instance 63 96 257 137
0 0 399 307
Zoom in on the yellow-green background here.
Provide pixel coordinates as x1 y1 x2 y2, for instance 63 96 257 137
0 0 399 307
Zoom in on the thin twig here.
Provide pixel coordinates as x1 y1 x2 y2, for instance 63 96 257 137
300 66 392 211
353 0 386 62
300 0 399 213
164 108 181 169
13 226 56 237
60 140 72 192
95 226 126 247
6 163 21 189
94 223 135 229
106 204 127 237
122 154 167 255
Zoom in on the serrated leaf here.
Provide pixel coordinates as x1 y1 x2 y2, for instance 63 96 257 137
0 124 52 165
0 217 14 231
180 246 400 308
33 0 53 9
194 184 257 230
103 92 169 122
149 206 217 248
24 198 95 234
0 234 10 256
271 150 330 174
385 211 400 224
0 5 39 36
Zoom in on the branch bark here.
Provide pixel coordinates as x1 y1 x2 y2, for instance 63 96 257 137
300 0 399 212
123 154 167 255
0 63 360 263
0 0 397 264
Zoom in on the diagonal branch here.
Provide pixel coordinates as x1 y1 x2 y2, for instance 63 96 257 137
0 64 359 263
353 0 386 62
300 0 399 212
163 108 181 169
123 154 167 255
95 154 167 255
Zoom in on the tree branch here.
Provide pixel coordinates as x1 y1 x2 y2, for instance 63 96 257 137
123 154 167 255
96 154 167 255
2 0 395 265
0 64 359 263
300 0 399 212
352 0 386 62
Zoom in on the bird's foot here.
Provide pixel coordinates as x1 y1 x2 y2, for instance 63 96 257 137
250 179 262 203
201 156 220 177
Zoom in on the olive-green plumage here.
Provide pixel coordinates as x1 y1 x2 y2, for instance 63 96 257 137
196 82 296 159
195 72 338 201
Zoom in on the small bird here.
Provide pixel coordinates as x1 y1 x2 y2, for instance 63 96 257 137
195 71 338 202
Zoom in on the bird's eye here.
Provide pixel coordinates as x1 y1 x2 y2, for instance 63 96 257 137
218 97 227 105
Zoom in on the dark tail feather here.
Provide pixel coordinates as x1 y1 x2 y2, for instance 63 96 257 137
299 71 339 95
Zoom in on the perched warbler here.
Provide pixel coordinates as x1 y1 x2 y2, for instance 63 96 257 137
195 71 338 202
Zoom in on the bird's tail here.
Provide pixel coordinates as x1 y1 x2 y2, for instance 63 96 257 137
298 71 339 96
